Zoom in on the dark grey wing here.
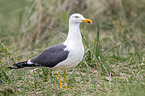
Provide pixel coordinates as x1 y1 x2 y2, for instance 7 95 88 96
30 44 69 68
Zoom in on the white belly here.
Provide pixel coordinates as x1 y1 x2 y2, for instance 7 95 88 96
52 44 84 71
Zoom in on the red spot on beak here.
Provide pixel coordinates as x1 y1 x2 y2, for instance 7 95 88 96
88 21 91 23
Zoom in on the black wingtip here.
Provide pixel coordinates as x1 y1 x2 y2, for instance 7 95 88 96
8 61 40 69
8 66 19 69
8 61 28 69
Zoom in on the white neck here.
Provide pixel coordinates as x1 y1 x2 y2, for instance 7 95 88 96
64 22 83 45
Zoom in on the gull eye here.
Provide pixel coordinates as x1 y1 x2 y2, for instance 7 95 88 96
75 16 79 18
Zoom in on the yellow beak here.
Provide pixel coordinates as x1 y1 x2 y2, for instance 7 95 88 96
82 18 92 23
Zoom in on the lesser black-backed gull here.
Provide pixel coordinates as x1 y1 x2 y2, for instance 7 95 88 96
9 13 92 88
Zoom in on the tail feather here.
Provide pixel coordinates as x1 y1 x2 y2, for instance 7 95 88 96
8 61 40 69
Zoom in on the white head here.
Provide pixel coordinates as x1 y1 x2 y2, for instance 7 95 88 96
69 13 92 24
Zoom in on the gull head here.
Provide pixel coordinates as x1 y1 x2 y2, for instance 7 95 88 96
69 13 92 24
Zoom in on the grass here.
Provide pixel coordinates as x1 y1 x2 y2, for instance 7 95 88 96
0 0 145 95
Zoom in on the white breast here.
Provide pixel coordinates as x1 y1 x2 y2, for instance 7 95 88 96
52 42 84 70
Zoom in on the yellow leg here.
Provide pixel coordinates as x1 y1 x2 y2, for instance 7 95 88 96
63 71 67 88
58 71 62 88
